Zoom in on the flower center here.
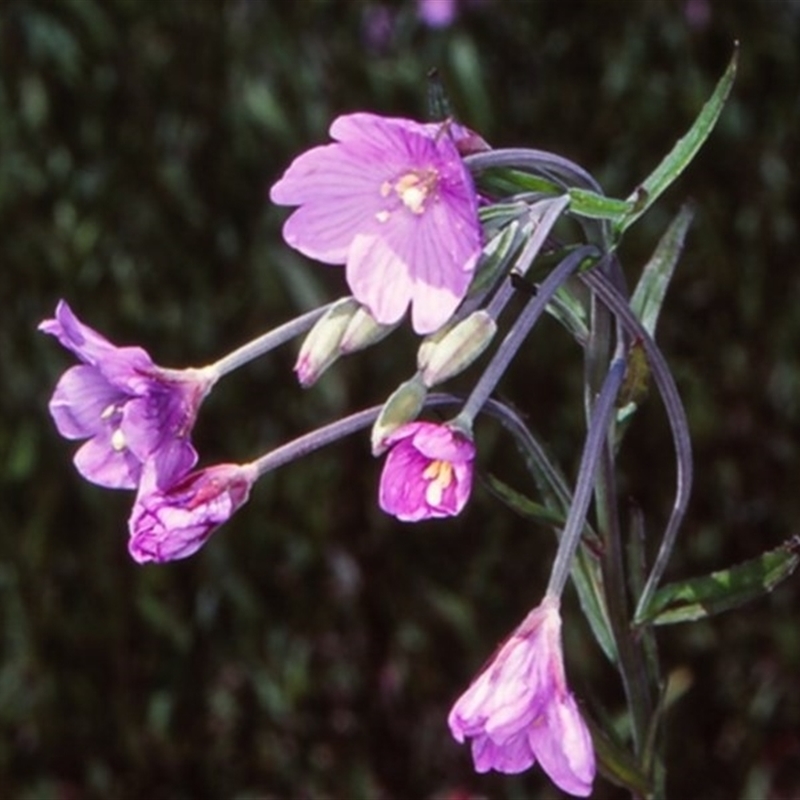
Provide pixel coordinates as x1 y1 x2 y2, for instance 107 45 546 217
101 403 128 452
383 169 439 215
422 458 454 506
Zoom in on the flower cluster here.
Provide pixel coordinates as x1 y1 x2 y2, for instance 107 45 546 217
40 300 255 558
41 107 610 796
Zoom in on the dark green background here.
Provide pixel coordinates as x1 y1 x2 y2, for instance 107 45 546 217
2 0 799 797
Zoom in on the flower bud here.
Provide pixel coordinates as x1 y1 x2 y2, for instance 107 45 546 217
294 297 360 387
419 310 496 387
339 305 397 354
128 462 258 564
370 374 428 455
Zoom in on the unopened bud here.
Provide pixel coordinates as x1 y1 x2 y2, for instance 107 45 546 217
294 298 360 387
419 310 497 388
370 374 428 455
340 305 397 354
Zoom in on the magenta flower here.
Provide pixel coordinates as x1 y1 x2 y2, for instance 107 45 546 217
269 113 482 335
128 462 258 563
378 421 475 521
39 300 216 490
448 597 595 797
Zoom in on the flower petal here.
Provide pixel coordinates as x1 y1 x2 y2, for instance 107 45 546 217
48 365 127 439
529 694 595 797
73 435 142 489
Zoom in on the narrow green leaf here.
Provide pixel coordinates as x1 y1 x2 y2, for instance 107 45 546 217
630 203 695 338
546 279 590 345
467 217 526 297
635 536 800 627
483 473 567 528
568 187 634 222
587 715 652 796
617 46 738 234
477 167 561 198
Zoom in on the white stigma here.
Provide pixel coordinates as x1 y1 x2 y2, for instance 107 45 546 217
111 429 127 452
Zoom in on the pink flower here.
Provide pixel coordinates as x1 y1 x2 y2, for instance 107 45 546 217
417 0 458 28
39 300 215 490
448 597 595 797
128 463 258 563
378 421 475 521
269 113 482 335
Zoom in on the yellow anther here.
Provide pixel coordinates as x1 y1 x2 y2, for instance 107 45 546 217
423 459 454 506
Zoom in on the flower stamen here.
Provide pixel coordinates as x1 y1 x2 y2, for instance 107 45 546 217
111 428 127 452
423 458 454 505
394 169 438 214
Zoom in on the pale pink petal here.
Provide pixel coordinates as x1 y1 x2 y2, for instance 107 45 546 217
282 198 385 264
347 232 415 325
529 694 595 797
471 732 536 774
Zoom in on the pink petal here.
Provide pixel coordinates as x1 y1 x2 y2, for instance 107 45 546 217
48 365 125 439
347 231 415 326
73 436 142 489
529 694 595 797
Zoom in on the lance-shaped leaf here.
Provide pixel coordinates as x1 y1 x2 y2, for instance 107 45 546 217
617 205 693 429
568 188 635 223
586 715 652 797
476 167 562 198
616 46 738 234
630 203 695 338
484 472 568 528
634 537 800 627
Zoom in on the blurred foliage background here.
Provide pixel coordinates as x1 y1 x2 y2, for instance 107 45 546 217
2 0 799 797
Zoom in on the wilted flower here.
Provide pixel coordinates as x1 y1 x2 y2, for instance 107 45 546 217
379 421 475 521
448 596 595 797
39 300 215 490
269 112 482 335
128 462 258 563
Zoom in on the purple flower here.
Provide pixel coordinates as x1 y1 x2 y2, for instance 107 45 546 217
448 597 595 797
128 462 258 563
39 300 216 490
269 113 482 335
379 421 475 521
417 0 458 28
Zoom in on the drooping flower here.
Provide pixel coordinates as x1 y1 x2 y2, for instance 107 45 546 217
269 112 482 335
378 421 475 521
39 300 216 490
128 462 258 564
448 596 595 797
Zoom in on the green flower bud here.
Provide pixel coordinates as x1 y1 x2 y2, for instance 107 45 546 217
340 305 397 354
370 374 428 455
419 310 497 388
294 297 360 387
